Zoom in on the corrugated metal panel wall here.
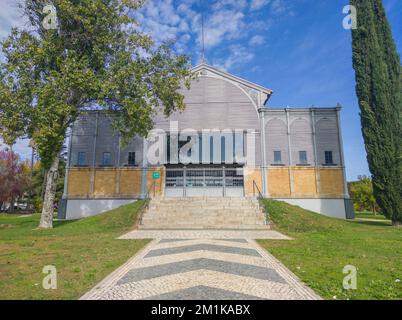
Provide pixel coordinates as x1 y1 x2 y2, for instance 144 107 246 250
265 117 289 165
264 110 342 166
69 77 342 169
290 117 314 165
70 113 144 168
154 76 260 131
315 115 341 165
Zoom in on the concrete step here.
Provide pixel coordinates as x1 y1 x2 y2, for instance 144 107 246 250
142 217 265 222
149 206 261 211
150 199 258 204
140 197 267 230
144 211 262 216
142 215 265 220
139 225 270 230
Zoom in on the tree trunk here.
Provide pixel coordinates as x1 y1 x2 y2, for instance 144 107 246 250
39 156 60 229
9 198 14 213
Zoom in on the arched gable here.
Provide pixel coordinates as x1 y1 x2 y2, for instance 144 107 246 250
154 75 261 131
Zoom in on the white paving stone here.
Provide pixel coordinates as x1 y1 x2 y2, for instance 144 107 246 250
81 237 320 300
119 229 291 240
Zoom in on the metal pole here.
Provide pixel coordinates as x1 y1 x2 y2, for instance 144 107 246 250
311 109 320 194
336 105 349 198
141 138 148 199
116 134 121 196
286 108 294 195
62 125 73 199
201 11 205 63
183 166 187 197
90 112 99 196
260 106 268 198
222 166 226 197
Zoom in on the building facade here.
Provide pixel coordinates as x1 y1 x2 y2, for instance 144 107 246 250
59 64 354 220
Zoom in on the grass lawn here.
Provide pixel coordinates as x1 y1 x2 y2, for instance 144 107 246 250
0 201 149 300
258 200 402 300
355 211 389 221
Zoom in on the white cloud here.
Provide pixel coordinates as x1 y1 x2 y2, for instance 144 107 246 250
270 0 287 15
214 45 255 71
212 0 248 11
136 0 250 56
201 10 245 49
249 35 265 46
177 2 196 17
250 0 270 11
134 0 198 54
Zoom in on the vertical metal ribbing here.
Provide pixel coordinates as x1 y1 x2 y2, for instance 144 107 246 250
222 165 226 197
183 166 187 197
116 134 121 196
260 107 268 198
336 105 350 198
286 109 294 195
311 109 320 194
62 123 74 199
90 112 99 197
141 138 148 199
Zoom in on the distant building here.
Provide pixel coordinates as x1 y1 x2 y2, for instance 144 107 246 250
59 64 354 220
0 138 6 151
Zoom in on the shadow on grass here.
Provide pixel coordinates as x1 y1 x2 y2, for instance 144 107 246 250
53 219 76 228
350 219 392 227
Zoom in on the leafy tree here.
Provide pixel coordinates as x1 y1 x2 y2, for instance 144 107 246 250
348 175 378 214
0 150 30 212
0 0 191 228
350 0 402 226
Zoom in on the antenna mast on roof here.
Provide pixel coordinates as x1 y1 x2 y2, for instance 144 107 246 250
201 10 206 64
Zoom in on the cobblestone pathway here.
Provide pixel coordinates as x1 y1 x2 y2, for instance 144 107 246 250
81 236 320 300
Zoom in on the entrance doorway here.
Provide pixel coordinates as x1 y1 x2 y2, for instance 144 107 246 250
165 166 244 197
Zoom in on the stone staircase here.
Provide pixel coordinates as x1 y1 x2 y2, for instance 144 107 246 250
139 197 269 230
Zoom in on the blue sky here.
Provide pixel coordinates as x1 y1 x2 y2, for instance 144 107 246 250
0 0 401 181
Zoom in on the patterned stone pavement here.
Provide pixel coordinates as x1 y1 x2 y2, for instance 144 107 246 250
81 237 321 300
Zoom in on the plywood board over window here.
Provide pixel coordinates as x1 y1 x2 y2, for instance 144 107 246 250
292 167 317 197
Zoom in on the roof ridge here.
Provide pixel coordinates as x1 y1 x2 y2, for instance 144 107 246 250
192 63 273 94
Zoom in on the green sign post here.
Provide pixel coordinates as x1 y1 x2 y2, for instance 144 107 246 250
152 171 161 180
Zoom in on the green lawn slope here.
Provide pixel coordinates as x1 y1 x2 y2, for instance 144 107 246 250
0 201 149 300
258 200 402 300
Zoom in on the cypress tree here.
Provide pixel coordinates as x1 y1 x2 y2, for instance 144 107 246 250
350 0 401 226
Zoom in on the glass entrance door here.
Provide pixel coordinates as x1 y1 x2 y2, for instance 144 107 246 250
165 167 244 197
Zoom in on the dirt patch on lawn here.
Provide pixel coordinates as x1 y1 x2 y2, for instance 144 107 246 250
0 224 17 229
